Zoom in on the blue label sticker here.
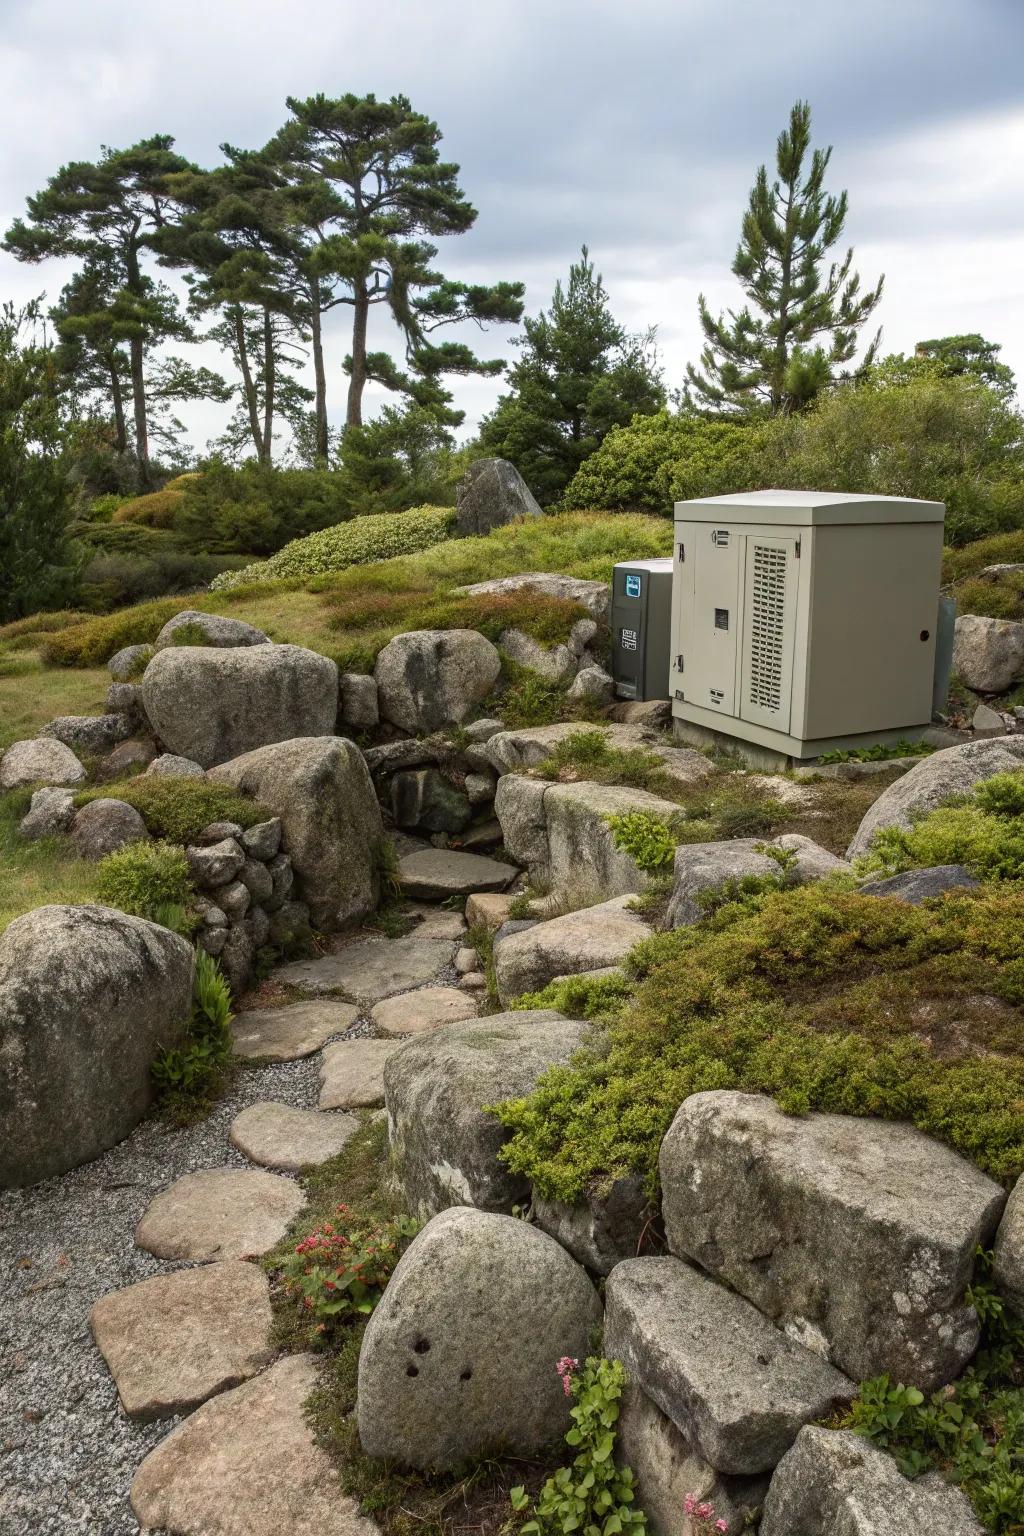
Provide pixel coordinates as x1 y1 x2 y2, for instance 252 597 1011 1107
625 573 642 598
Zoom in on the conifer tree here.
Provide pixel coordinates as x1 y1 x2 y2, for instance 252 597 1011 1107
4 137 198 484
480 246 664 503
269 94 524 429
686 101 883 415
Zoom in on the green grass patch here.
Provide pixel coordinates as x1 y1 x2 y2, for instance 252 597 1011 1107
75 776 267 844
818 739 935 765
494 881 1024 1203
0 788 100 932
533 728 674 795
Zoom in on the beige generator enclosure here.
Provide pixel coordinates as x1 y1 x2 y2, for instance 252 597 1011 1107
670 489 946 765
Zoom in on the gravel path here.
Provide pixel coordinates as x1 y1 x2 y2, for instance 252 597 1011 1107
0 1047 330 1536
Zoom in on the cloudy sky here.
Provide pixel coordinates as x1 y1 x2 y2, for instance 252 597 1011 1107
2 0 1022 452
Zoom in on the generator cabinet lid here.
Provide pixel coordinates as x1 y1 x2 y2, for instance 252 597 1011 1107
673 488 945 526
613 557 674 573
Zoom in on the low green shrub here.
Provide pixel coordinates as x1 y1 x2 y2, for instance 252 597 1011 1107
605 809 683 872
112 487 186 528
512 970 635 1026
494 882 1024 1202
534 729 672 795
511 1356 646 1536
175 462 358 556
76 777 267 843
845 1252 1024 1533
818 739 934 764
859 771 1024 881
210 505 456 591
152 947 233 1108
95 840 193 924
43 595 187 666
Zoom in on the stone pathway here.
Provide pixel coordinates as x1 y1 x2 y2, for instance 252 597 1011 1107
0 889 507 1535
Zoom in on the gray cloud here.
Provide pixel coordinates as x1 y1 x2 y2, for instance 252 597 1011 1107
2 0 1022 446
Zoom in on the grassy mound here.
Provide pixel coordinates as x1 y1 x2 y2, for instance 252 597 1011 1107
495 881 1024 1200
210 504 456 591
75 776 268 844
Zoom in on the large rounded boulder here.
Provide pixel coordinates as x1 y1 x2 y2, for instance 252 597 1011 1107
455 457 542 536
153 609 270 651
357 1207 602 1469
209 737 383 930
141 644 338 769
0 905 194 1188
846 736 1024 860
952 613 1024 694
374 630 501 734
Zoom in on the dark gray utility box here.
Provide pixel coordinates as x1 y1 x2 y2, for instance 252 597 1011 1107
610 558 673 701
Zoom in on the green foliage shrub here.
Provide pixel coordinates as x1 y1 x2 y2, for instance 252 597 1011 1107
534 728 673 794
76 546 247 613
489 659 604 730
494 882 1024 1202
152 947 234 1107
95 840 193 923
860 771 1024 881
175 462 357 556
511 1357 646 1536
113 487 186 528
563 410 772 515
210 504 455 591
44 595 184 665
77 777 266 843
846 1253 1024 1533
944 530 1024 583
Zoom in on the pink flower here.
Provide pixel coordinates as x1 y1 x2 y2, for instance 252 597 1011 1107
555 1356 579 1396
716 1523 728 1533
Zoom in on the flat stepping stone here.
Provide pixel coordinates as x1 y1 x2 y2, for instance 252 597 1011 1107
407 905 467 940
229 1101 359 1171
273 932 455 1004
319 1038 405 1109
135 1168 306 1261
370 986 479 1036
397 848 519 900
131 1353 377 1536
230 998 359 1061
90 1261 274 1423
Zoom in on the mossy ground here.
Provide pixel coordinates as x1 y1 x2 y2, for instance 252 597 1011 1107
0 788 100 931
496 880 1024 1202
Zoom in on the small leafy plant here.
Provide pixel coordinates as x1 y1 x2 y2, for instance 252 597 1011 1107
818 739 934 764
845 1252 1024 1532
510 1356 646 1536
151 946 234 1108
605 809 683 873
279 1205 420 1338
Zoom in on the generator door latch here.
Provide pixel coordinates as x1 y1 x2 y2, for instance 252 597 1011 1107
677 542 685 562
676 653 684 674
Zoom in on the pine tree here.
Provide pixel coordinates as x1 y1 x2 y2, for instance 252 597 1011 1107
4 137 199 484
686 101 883 415
0 303 79 622
914 334 1016 402
269 93 524 429
479 246 664 503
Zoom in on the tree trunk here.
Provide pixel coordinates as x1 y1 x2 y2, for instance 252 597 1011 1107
310 278 329 461
233 307 264 464
262 308 275 467
124 240 151 489
128 334 150 489
108 359 127 454
346 283 369 429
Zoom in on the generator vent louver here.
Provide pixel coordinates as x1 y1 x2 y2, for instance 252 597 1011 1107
747 543 787 713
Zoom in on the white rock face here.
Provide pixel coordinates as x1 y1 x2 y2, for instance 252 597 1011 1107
142 644 339 768
0 736 85 790
952 613 1024 694
357 1209 602 1470
492 895 652 1004
846 736 1024 860
660 1091 1006 1390
374 629 501 733
153 608 269 650
0 905 193 1189
604 1257 855 1476
457 571 611 623
760 1426 984 1535
384 1010 593 1219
